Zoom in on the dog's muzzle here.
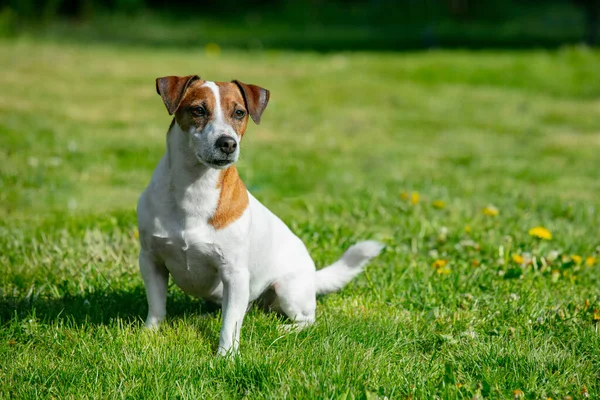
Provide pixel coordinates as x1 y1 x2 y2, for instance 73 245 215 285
215 136 237 155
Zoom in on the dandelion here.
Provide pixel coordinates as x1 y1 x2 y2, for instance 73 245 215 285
586 256 596 267
482 205 499 216
205 42 221 57
432 259 450 274
513 389 524 399
593 310 600 322
528 226 552 240
512 254 524 264
465 225 472 234
570 255 582 265
432 200 446 209
411 192 420 205
436 267 451 275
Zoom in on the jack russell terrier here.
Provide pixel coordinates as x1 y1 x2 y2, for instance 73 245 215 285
137 75 384 355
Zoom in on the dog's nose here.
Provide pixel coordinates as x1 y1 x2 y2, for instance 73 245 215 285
215 136 237 155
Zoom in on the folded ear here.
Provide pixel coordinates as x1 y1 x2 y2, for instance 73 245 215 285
156 75 200 115
232 80 270 125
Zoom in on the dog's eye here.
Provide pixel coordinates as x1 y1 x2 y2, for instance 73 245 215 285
191 106 207 117
234 109 246 119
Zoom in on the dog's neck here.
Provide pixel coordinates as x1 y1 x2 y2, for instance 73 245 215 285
165 121 222 221
165 121 248 229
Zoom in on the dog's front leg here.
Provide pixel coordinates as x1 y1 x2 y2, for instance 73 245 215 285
140 250 169 329
217 265 250 356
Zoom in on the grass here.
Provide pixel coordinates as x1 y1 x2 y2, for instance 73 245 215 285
1 37 600 399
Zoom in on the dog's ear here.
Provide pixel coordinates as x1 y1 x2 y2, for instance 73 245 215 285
232 80 270 125
156 75 200 115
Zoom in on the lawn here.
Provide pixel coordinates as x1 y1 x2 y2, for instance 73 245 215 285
1 38 600 399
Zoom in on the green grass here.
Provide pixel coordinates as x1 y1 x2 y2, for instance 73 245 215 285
1 38 600 399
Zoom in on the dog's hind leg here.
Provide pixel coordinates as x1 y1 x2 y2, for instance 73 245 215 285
274 272 317 332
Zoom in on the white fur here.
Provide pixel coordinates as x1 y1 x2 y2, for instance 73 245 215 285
202 81 223 121
193 81 240 168
137 85 384 356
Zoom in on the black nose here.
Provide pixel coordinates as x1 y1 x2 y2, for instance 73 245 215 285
215 136 237 155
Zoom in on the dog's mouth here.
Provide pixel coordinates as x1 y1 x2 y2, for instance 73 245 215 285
210 159 232 167
197 153 233 168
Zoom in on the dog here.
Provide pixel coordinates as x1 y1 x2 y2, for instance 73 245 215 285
137 75 384 355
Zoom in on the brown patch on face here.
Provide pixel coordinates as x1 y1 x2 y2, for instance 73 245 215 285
209 165 249 230
173 81 250 138
173 79 211 132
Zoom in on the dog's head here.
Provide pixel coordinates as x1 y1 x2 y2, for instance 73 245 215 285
156 75 269 169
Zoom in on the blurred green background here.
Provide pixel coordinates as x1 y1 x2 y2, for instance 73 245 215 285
1 0 599 50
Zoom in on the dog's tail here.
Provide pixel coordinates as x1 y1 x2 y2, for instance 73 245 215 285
315 240 384 295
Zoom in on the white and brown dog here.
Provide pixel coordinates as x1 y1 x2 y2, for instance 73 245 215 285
137 75 383 355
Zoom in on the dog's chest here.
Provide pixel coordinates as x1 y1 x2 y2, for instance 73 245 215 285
142 175 226 296
149 214 224 294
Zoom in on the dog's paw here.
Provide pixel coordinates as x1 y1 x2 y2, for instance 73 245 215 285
216 346 239 359
144 318 163 330
277 322 311 334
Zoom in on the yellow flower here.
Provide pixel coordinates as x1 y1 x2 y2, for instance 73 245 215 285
432 259 448 269
436 267 451 275
133 230 139 239
205 42 221 57
411 192 420 205
512 254 524 264
586 256 596 267
528 226 552 240
432 200 446 209
594 311 600 322
482 205 499 216
400 191 409 200
571 255 582 265
513 389 524 399
465 225 472 234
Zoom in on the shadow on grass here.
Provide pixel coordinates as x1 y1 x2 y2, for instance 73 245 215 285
0 287 221 326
